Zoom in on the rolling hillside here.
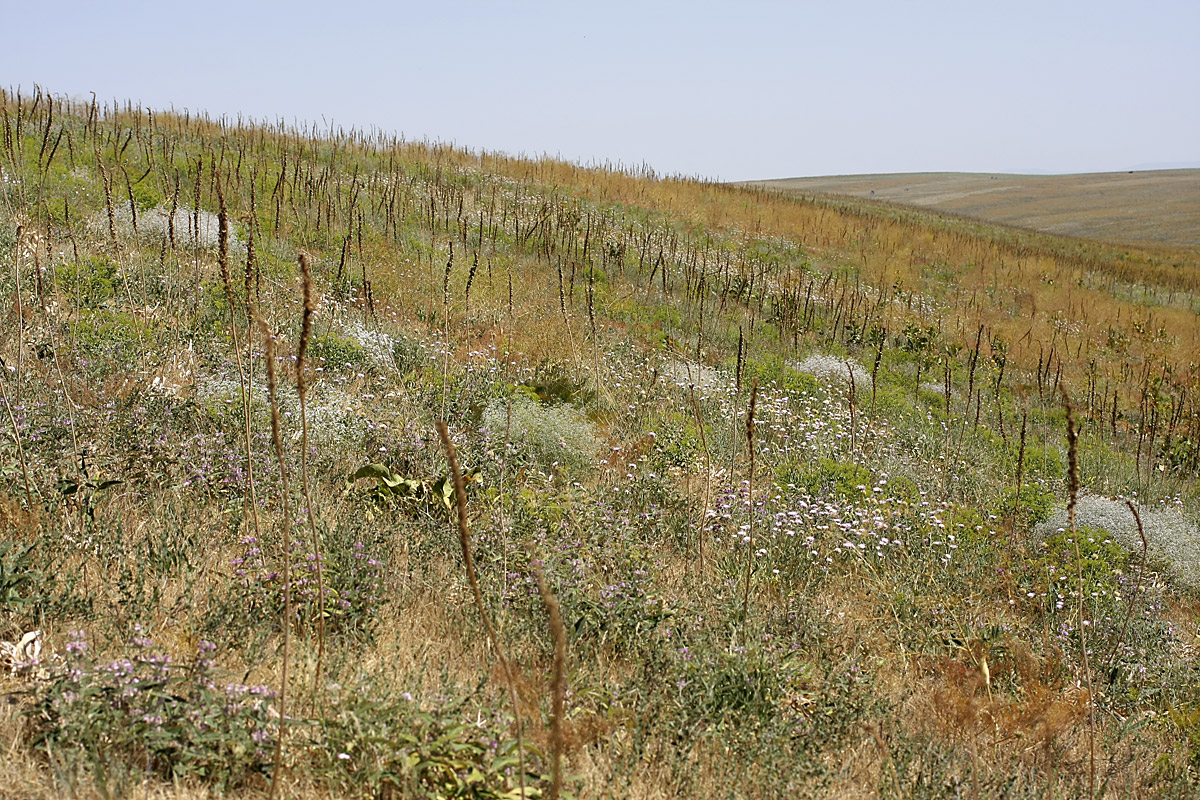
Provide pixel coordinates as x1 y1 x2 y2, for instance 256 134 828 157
742 169 1200 249
0 89 1198 799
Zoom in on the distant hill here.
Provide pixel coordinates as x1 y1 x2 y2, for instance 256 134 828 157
740 169 1200 249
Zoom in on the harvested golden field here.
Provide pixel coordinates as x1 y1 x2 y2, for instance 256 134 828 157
742 169 1200 249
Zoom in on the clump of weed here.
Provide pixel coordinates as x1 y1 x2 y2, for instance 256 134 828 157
777 457 873 501
1038 494 1200 587
481 392 597 474
55 255 118 308
29 631 275 792
667 645 814 727
993 481 1057 527
795 353 872 392
316 691 549 798
1038 524 1129 596
309 331 369 374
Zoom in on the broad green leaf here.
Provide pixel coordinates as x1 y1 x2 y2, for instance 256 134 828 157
351 463 399 483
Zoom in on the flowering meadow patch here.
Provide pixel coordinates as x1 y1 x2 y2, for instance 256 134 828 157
32 631 277 789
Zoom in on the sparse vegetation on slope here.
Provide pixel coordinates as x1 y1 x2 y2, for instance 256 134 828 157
1 87 1198 799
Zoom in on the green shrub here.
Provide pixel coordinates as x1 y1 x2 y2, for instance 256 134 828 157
1038 524 1129 595
745 353 821 396
992 483 1057 527
564 576 672 657
1168 703 1200 773
779 457 872 500
670 646 813 726
868 380 915 418
945 505 992 548
215 523 387 641
72 309 155 371
0 541 45 615
916 385 948 417
0 220 15 253
310 331 369 373
881 474 921 504
1023 442 1064 479
652 411 700 469
129 180 161 211
317 692 549 799
393 334 428 374
519 363 595 407
57 255 118 308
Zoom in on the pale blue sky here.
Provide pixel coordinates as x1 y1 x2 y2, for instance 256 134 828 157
3 0 1197 180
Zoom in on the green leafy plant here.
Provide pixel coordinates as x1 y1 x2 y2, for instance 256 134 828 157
1168 703 1200 773
56 475 124 523
1039 524 1129 596
310 332 369 374
317 691 550 799
350 463 480 513
670 646 815 726
0 541 44 614
56 255 118 308
993 483 1056 526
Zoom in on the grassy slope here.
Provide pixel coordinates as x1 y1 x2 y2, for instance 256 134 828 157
0 90 1198 798
740 169 1200 249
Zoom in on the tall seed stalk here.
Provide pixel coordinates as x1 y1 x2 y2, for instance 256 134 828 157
688 384 712 572
732 325 745 479
740 379 759 645
1062 389 1096 799
242 174 262 542
37 223 82 474
216 178 262 540
1013 410 1028 521
556 261 580 375
870 326 885 412
261 316 293 800
97 158 120 253
441 243 452 422
436 420 527 800
0 357 33 511
845 360 857 453
1103 499 1149 675
296 253 327 701
10 225 24 401
529 547 567 800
